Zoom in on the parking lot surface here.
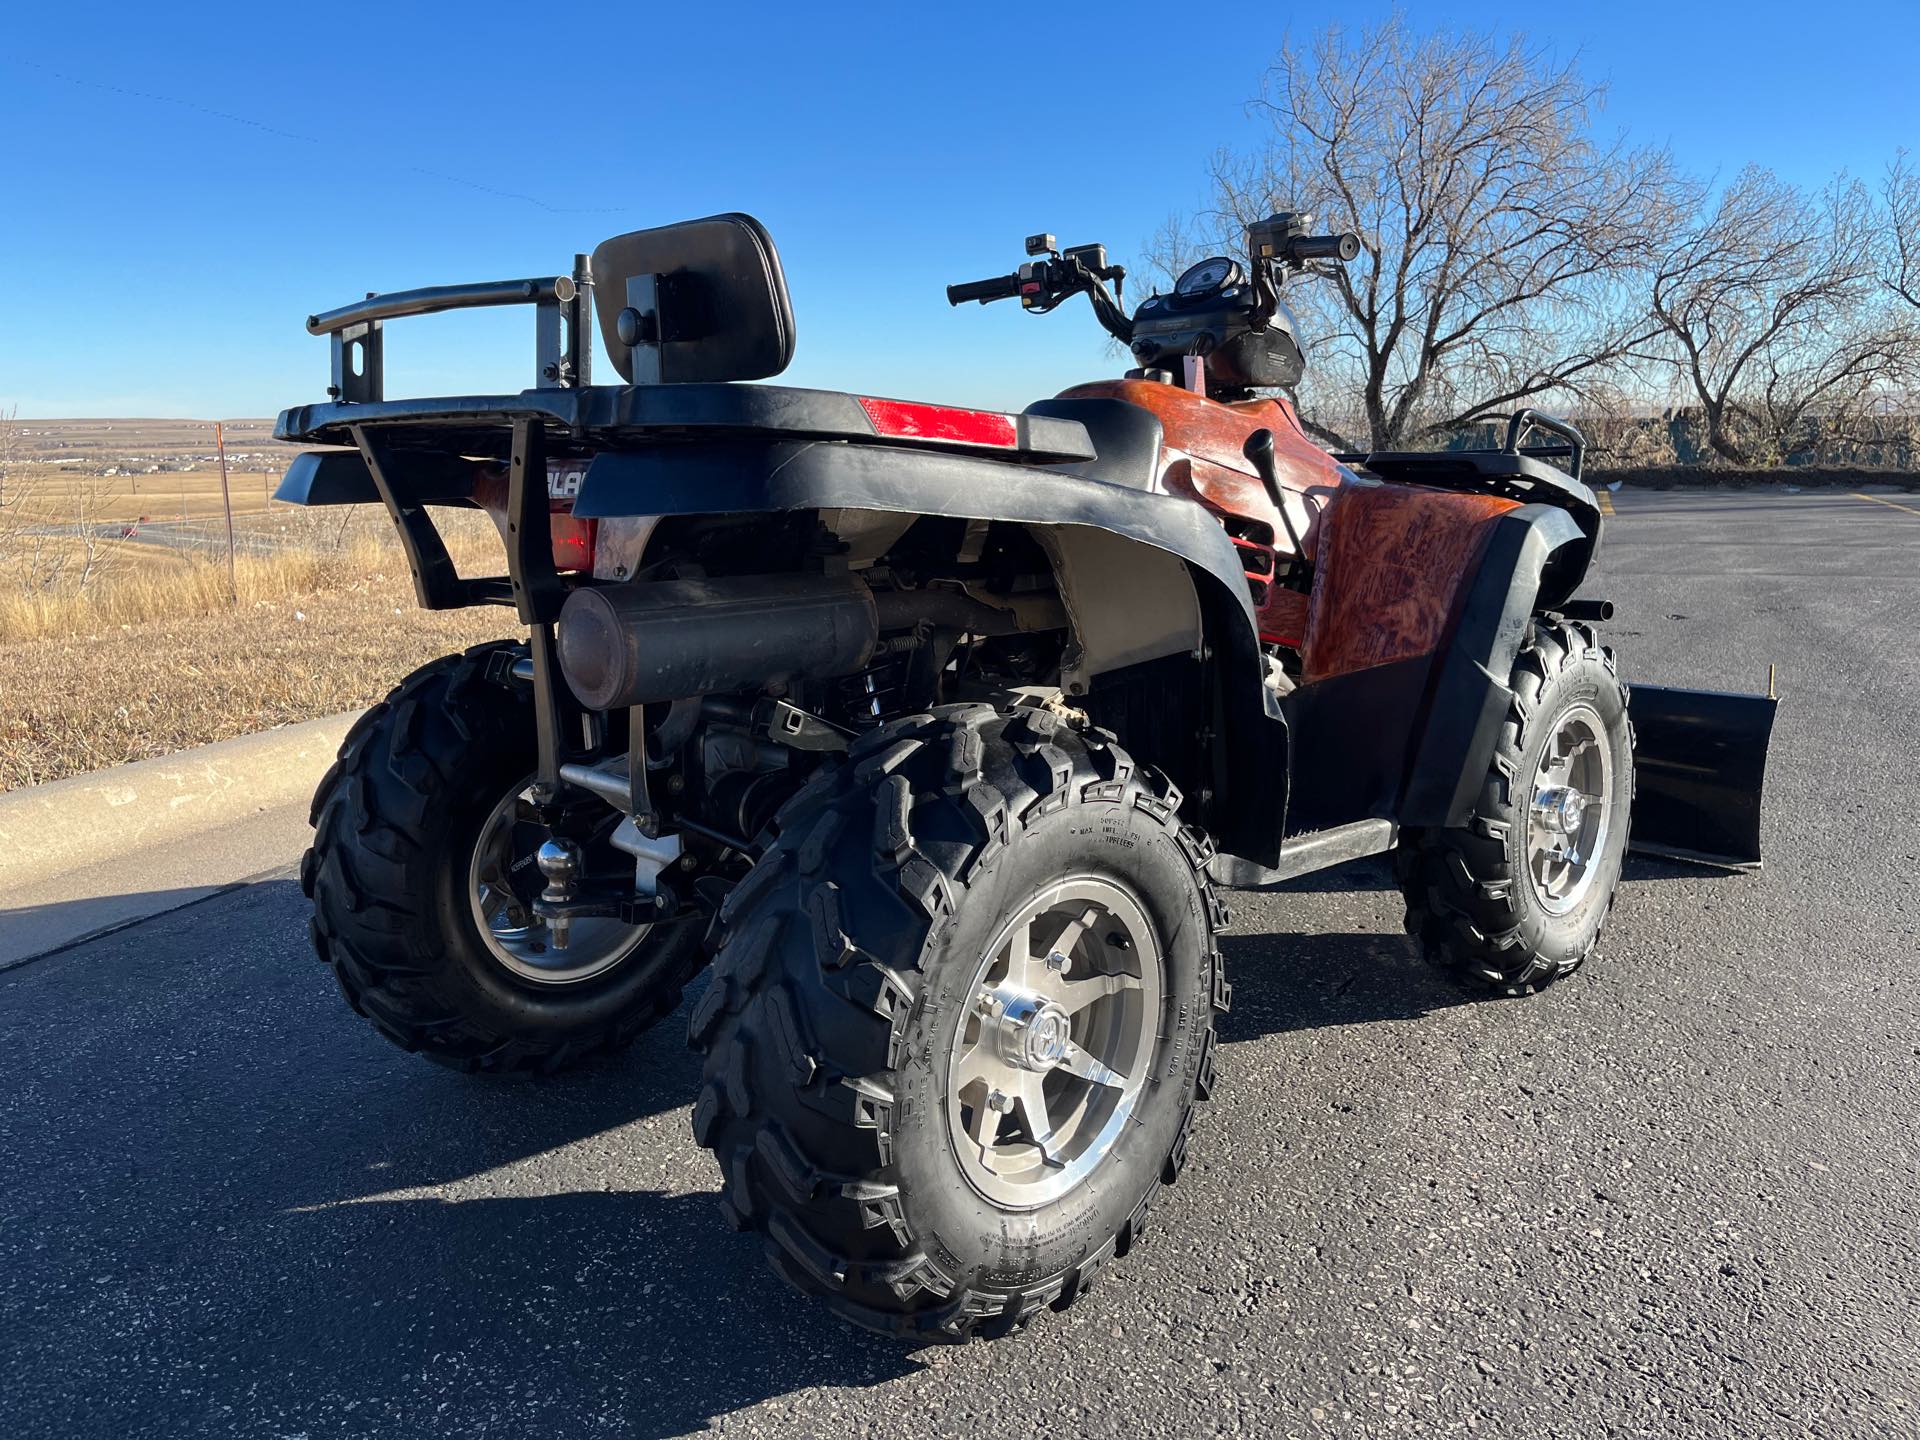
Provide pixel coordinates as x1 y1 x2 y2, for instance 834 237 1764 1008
4 489 1917 1437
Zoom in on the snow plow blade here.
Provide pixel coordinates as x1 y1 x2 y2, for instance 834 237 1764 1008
1627 684 1777 870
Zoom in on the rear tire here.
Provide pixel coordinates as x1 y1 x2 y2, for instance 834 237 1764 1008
1395 620 1634 995
302 642 705 1074
688 705 1231 1339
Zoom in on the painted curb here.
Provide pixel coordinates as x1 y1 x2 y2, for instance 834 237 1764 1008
0 712 358 894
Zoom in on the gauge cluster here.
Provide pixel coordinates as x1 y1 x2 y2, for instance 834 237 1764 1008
1130 252 1306 392
1174 256 1244 303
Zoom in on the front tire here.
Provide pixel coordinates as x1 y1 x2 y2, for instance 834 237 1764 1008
1395 620 1634 994
688 705 1231 1339
302 642 705 1074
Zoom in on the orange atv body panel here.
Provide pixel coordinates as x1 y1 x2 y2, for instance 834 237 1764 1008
1059 378 1518 682
1060 380 1337 650
1300 484 1518 682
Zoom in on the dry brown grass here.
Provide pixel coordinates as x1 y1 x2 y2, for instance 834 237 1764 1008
0 558 512 790
0 419 523 790
0 539 387 643
0 503 514 790
9 467 288 525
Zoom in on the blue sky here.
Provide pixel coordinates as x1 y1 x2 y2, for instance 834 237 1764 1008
2 0 1915 418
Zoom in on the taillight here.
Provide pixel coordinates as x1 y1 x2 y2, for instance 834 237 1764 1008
469 462 598 572
550 508 596 572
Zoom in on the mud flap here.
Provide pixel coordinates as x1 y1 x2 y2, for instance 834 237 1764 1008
1627 684 1777 870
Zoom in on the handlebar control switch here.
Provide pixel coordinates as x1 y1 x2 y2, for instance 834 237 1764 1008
1247 212 1361 268
1017 260 1049 308
1247 213 1312 262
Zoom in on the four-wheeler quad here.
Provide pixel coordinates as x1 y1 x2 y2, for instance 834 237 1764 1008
276 211 1775 1339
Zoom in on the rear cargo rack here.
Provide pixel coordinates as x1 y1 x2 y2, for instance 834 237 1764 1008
306 257 596 404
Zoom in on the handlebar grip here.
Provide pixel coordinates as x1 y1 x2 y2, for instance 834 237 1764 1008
1288 233 1362 263
947 274 1022 306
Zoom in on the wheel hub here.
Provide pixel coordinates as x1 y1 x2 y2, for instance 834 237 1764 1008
946 876 1163 1210
1533 785 1589 839
981 990 1074 1073
466 777 651 986
1524 705 1614 915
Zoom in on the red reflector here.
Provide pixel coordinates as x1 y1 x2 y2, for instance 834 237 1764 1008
857 397 1017 448
550 510 596 572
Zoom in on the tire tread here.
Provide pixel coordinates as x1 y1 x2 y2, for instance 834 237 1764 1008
690 705 1229 1339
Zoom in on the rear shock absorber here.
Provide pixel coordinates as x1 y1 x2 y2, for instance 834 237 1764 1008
837 651 910 728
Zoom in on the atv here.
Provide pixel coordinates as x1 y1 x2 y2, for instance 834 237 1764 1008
276 211 1774 1339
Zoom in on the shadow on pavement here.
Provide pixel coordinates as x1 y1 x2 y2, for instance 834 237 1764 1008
1214 852 1723 1048
1619 853 1741 885
256 1188 925 1436
1216 926 1472 1043
5 854 1734 1435
2 877 928 1436
0 882 240 971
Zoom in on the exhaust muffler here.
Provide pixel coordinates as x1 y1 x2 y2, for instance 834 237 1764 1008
556 574 879 711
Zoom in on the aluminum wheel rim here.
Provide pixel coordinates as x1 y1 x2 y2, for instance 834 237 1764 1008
946 876 1162 1210
1526 704 1613 916
465 779 650 986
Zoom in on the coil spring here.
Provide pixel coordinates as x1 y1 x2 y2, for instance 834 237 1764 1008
836 653 910 729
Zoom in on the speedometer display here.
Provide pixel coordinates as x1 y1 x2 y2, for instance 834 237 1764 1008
1175 256 1240 299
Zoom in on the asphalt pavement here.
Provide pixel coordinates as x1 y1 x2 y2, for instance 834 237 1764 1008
3 489 1917 1438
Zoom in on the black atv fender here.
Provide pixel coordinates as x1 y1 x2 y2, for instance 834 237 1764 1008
1398 502 1591 829
274 425 1291 864
568 437 1291 867
1395 501 1775 869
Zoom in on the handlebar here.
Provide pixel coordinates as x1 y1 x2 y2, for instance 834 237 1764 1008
1286 233 1361 264
948 214 1365 386
946 274 1023 306
945 254 1133 345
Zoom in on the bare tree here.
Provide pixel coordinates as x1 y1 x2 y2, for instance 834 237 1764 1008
1161 17 1684 450
0 406 60 593
1574 382 1678 469
0 421 128 594
1647 167 1910 464
64 469 126 588
1886 149 1920 314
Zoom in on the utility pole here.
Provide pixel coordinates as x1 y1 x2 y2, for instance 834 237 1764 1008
215 421 237 597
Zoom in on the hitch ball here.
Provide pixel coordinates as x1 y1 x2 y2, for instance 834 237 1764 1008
536 837 584 950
